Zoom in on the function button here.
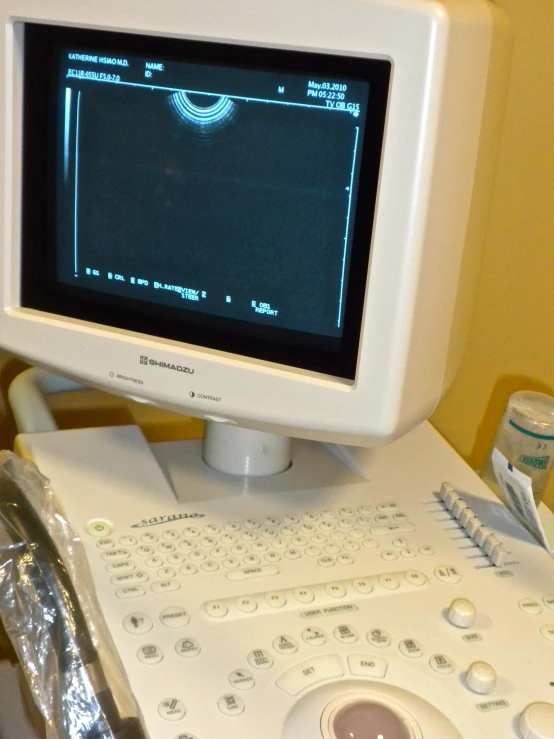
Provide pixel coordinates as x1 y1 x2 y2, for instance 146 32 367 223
491 544 508 567
244 518 261 529
116 586 145 599
264 552 282 563
337 554 354 566
348 654 387 679
175 637 201 658
519 598 543 616
86 519 113 538
366 628 392 649
96 538 115 550
223 521 241 532
400 548 417 559
324 544 341 555
418 545 435 556
145 556 164 568
444 491 459 512
293 587 315 604
392 537 409 549
140 533 158 544
158 698 186 722
229 669 255 690
348 528 365 540
161 529 179 541
540 625 554 642
273 634 299 655
189 550 207 562
325 582 346 599
377 502 399 513
217 693 245 716
157 567 176 580
333 624 358 644
284 548 301 560
466 517 481 537
151 579 180 593
305 546 322 557
343 541 360 552
318 556 336 568
357 505 373 515
362 539 379 549
167 553 186 565
339 507 355 517
179 564 198 576
123 612 153 634
329 531 347 542
302 626 327 646
158 542 176 554
434 565 462 585
381 550 398 562
429 654 455 675
352 578 374 595
135 545 155 558
378 574 400 591
179 539 197 551
370 523 416 535
264 516 280 527
137 644 163 664
275 655 343 696
205 601 229 618
484 535 499 556
459 508 474 527
106 561 135 574
182 526 200 537
439 482 455 502
448 598 476 628
475 526 491 548
544 595 554 611
101 548 130 562
321 509 336 520
356 515 373 526
465 661 497 695
243 555 262 566
399 638 424 658
203 524 220 535
265 591 287 609
393 513 410 523
452 499 468 519
405 570 427 587
374 514 391 525
236 596 258 614
226 565 279 581
247 649 273 669
111 571 148 586
160 606 190 628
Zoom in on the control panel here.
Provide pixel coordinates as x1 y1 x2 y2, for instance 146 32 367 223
17 422 554 739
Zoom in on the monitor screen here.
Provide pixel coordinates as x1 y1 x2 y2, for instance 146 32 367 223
21 24 390 379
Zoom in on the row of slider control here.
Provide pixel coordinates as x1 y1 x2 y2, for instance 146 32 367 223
439 483 507 566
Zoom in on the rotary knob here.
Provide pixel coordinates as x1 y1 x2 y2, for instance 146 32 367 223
519 703 554 739
465 661 496 695
448 598 477 629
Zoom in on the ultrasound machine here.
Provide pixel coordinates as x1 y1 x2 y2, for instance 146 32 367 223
1 1 554 738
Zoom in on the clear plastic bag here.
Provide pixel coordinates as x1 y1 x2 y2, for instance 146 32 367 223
0 450 147 739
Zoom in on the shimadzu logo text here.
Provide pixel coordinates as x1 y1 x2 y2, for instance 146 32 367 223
131 512 206 528
140 355 194 374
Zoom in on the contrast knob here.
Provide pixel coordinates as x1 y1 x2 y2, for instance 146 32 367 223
448 598 477 629
465 661 496 695
519 703 554 739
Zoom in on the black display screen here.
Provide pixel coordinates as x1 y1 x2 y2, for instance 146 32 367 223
21 24 391 378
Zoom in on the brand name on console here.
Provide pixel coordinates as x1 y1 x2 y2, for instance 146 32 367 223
131 512 205 528
140 355 194 374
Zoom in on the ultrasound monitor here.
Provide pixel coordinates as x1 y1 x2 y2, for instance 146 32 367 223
0 0 512 462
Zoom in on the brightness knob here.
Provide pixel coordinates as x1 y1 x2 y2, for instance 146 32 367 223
519 703 554 739
448 598 477 629
465 661 496 695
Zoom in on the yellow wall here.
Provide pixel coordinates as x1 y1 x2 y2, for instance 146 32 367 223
432 0 554 486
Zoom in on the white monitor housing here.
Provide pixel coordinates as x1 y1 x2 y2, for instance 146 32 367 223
0 0 511 448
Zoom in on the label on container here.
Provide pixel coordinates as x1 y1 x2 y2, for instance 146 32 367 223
492 448 553 554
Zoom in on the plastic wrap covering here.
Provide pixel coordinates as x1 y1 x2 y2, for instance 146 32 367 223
0 451 148 739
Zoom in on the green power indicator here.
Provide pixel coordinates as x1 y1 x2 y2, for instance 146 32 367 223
550 682 554 688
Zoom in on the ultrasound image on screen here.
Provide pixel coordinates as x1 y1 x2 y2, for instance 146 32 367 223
58 50 369 339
